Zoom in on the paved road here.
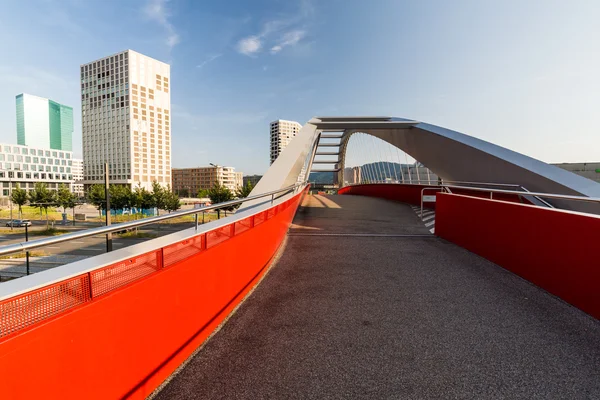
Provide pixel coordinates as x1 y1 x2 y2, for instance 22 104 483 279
154 194 600 399
0 221 196 279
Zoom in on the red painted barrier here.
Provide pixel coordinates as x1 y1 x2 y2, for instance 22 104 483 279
436 193 600 320
338 183 438 209
0 188 307 400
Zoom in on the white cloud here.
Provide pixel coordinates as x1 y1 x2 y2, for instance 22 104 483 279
235 2 313 57
237 36 262 56
270 30 306 54
196 54 223 69
144 0 180 50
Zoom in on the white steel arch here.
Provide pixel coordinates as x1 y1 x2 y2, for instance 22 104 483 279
246 116 600 213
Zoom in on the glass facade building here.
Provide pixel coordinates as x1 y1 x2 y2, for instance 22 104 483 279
16 93 73 151
0 143 73 197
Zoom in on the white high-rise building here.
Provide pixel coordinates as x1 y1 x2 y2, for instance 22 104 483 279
72 158 84 196
81 50 171 192
270 119 301 165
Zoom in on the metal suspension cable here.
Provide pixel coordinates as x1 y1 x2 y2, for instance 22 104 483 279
381 139 393 183
362 134 374 183
369 135 384 183
357 133 371 182
386 142 399 182
366 134 377 183
354 134 365 184
415 159 421 182
361 134 372 183
395 146 405 183
375 137 387 183
404 151 412 183
355 134 365 183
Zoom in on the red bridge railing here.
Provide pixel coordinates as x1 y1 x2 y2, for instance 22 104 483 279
0 186 309 400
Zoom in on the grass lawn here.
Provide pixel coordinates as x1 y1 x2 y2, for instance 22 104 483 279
30 228 71 236
0 250 47 260
115 231 158 239
0 205 65 221
87 212 221 225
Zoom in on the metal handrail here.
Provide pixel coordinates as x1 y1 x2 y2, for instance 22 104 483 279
440 185 600 205
343 180 557 208
344 180 526 188
441 180 522 188
0 182 307 257
420 187 443 219
441 180 555 208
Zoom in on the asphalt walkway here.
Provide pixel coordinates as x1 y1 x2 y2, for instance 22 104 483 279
156 194 600 399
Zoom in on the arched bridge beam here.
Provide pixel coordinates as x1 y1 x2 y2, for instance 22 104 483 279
247 116 600 213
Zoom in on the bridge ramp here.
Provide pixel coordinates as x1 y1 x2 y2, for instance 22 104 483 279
155 195 600 399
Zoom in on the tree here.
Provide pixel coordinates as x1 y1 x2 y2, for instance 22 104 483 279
57 184 77 213
235 180 254 199
109 185 132 212
179 188 189 198
207 182 234 218
163 186 181 213
28 182 57 228
10 183 28 219
151 181 166 212
197 188 209 198
88 184 106 215
131 185 154 213
234 181 254 210
129 186 143 212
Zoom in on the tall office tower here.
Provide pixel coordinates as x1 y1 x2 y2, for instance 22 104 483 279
270 119 301 165
16 93 73 151
81 50 171 191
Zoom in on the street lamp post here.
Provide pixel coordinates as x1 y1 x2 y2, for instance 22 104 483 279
209 162 221 186
209 163 221 218
105 162 112 252
8 171 13 231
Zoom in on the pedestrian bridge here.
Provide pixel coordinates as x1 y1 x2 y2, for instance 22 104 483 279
155 194 600 399
0 117 599 399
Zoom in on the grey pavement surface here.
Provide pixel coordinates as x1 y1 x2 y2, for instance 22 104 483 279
156 194 600 399
289 194 432 235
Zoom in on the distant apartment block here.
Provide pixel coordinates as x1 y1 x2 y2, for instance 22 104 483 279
72 158 84 196
351 166 362 184
235 172 243 189
172 166 243 196
16 93 73 151
553 162 600 183
81 50 171 192
270 119 301 165
243 174 262 188
0 143 73 197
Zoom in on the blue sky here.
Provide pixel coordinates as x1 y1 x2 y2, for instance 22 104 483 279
0 0 598 174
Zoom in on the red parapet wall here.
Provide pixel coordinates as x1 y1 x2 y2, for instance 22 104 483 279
435 193 600 320
0 188 307 400
338 183 438 208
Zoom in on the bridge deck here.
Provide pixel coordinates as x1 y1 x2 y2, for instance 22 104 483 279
156 195 600 399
